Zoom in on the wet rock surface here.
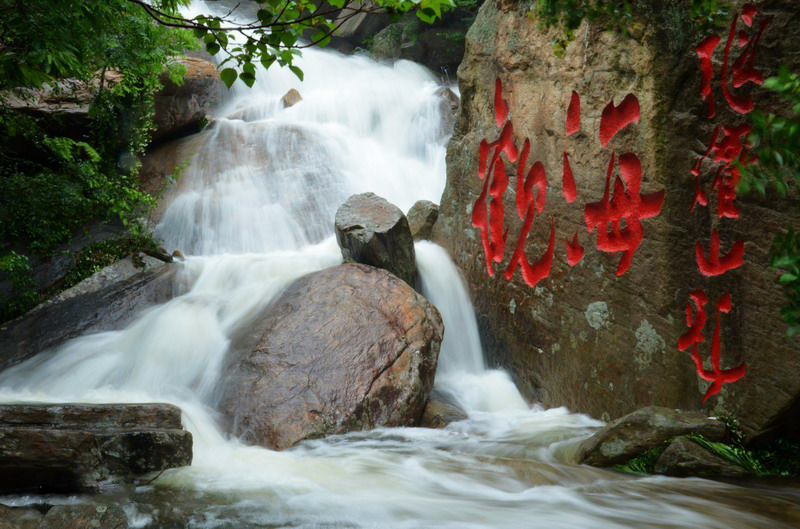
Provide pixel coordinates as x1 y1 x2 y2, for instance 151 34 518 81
335 192 417 286
420 392 468 428
576 406 727 467
281 88 303 108
219 263 443 450
407 200 440 241
0 403 192 494
0 256 179 373
433 0 800 436
151 57 222 144
653 437 750 479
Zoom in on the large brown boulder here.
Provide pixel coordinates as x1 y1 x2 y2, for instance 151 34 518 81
433 0 800 439
335 193 417 286
0 403 192 494
576 406 728 467
219 263 443 450
151 57 222 144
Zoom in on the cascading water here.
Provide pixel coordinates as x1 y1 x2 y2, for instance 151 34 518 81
2 4 800 527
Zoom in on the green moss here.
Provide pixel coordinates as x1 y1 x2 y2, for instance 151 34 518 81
613 445 666 475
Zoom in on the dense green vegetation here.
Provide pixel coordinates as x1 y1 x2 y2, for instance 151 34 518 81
530 0 730 55
740 68 800 336
0 0 196 320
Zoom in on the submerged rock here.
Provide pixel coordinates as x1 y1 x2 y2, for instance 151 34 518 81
420 392 467 429
219 263 443 450
38 504 128 529
653 437 750 479
0 403 192 494
407 200 439 241
335 192 417 286
576 406 727 467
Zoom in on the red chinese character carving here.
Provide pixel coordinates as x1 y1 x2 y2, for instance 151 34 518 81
584 152 665 276
720 6 771 115
505 150 555 287
696 228 745 276
566 91 581 136
506 216 556 287
695 5 770 117
562 152 577 203
697 35 722 118
691 124 753 218
473 80 520 277
693 293 746 401
566 231 584 266
679 289 708 353
494 78 509 127
599 94 640 148
679 291 746 401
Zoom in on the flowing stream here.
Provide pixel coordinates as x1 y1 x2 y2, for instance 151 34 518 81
2 6 800 527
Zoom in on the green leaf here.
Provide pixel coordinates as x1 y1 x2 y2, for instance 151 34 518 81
220 68 238 88
289 65 304 81
311 31 332 47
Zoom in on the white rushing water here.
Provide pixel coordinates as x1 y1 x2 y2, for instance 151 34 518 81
1 4 799 527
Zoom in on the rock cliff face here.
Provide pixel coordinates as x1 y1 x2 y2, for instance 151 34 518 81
434 0 800 438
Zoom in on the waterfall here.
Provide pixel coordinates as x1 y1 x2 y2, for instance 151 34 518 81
1 5 797 528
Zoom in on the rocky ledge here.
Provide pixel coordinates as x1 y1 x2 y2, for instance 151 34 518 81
0 403 192 494
576 406 752 479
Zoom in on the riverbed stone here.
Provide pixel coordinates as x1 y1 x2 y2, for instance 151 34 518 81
576 406 727 467
420 395 468 428
0 505 43 529
38 504 128 529
653 437 750 479
335 192 417 286
219 263 443 450
0 403 192 494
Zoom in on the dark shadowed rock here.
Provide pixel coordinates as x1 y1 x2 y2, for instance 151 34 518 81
328 1 389 52
281 88 303 108
653 437 750 479
219 263 443 450
576 407 727 467
335 193 417 286
407 200 439 241
152 57 222 144
0 403 191 494
0 256 181 374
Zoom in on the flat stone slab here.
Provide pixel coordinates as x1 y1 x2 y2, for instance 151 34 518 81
0 403 192 494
